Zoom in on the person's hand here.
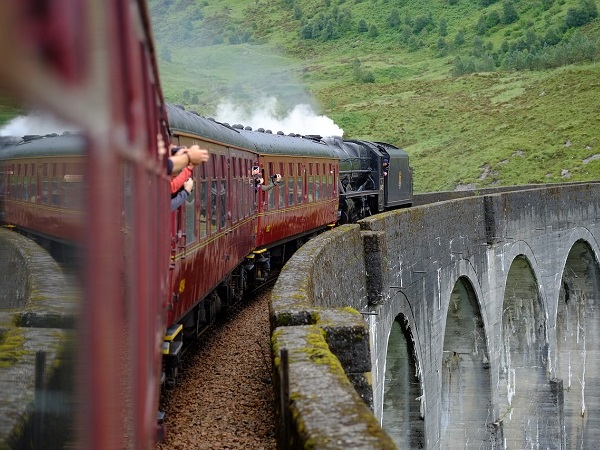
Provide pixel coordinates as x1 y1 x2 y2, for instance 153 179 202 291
187 144 209 165
275 174 282 182
157 134 166 156
184 178 194 193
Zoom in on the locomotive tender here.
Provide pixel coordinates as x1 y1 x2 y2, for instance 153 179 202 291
1 103 413 388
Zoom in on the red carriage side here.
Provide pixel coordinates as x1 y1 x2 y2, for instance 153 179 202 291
0 1 170 448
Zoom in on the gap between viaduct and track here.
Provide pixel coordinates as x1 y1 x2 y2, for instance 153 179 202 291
270 182 600 450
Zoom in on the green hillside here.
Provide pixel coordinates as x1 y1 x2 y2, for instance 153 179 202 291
149 0 600 192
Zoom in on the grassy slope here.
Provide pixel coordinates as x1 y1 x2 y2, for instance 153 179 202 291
153 0 600 192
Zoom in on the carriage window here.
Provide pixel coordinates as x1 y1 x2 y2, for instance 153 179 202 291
315 164 320 201
220 180 227 229
328 164 333 198
41 178 49 204
200 181 207 238
296 177 302 204
278 163 285 208
16 176 22 200
29 175 37 203
211 180 218 234
268 184 275 209
237 179 243 220
185 184 196 244
51 164 59 206
308 164 314 203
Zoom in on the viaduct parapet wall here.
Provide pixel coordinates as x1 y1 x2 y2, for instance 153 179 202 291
0 228 78 444
270 182 600 449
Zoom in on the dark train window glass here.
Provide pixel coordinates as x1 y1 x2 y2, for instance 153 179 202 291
278 163 285 208
200 181 207 238
10 176 16 199
248 175 254 216
29 176 36 203
51 179 59 206
297 177 302 204
16 176 22 200
288 177 295 206
185 184 196 244
315 175 320 201
238 179 243 220
52 163 57 177
41 178 49 204
220 155 226 179
308 176 314 203
232 157 237 178
268 186 275 209
42 163 48 177
220 180 226 229
23 177 29 201
211 180 218 234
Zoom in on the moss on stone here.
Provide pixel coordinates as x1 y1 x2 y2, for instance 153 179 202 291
0 329 28 368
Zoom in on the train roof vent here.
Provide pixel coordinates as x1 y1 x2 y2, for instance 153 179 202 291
190 111 200 116
244 126 253 131
174 104 185 110
277 131 284 135
265 130 272 134
257 128 265 133
232 124 244 129
207 117 215 122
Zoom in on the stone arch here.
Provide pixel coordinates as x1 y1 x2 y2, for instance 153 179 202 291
499 254 553 448
440 276 494 448
382 313 425 449
556 238 600 447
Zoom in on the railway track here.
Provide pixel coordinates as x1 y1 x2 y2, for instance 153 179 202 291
156 288 276 450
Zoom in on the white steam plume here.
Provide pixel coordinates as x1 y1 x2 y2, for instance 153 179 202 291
215 97 343 137
0 112 79 137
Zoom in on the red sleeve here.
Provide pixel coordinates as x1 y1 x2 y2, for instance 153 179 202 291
170 166 193 193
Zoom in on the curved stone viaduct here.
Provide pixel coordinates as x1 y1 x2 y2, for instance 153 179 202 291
0 228 77 445
270 182 600 449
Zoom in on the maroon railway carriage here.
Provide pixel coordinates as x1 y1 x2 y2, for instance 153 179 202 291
237 128 339 249
0 134 85 245
0 1 170 449
160 107 340 384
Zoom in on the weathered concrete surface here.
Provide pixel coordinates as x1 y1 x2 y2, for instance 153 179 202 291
271 182 600 450
271 325 396 450
0 227 78 444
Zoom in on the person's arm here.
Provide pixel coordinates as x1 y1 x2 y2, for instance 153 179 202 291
170 178 194 211
170 167 193 193
170 189 188 211
260 174 282 192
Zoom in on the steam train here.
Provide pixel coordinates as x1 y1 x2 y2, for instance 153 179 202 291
0 103 413 387
0 0 411 448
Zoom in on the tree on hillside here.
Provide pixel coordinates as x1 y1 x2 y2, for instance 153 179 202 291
439 18 448 36
369 25 380 38
476 15 487 35
454 30 465 46
358 19 369 33
565 0 598 28
388 9 401 28
502 1 518 24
